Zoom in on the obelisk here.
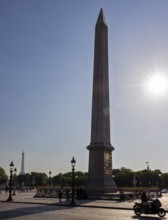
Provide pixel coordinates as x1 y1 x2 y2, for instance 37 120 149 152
20 151 25 175
87 8 116 193
19 151 25 188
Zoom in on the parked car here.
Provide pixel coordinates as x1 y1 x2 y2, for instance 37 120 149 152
161 189 168 193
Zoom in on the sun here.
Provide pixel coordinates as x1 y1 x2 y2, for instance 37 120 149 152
145 73 168 98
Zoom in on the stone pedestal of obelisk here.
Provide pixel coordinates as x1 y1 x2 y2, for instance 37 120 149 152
87 9 117 194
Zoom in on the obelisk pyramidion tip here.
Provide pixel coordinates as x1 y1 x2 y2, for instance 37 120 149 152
96 8 107 26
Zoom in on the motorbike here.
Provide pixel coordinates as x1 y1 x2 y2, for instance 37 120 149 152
133 198 166 217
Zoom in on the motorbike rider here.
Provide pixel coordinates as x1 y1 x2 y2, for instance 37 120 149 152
141 190 148 203
141 190 152 209
134 191 166 217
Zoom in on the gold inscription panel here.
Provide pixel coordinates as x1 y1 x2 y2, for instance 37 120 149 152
104 151 112 175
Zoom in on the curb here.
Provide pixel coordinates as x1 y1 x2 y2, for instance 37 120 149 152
0 200 133 210
0 200 167 212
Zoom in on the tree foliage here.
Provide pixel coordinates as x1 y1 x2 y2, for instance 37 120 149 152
0 167 8 185
1 165 168 189
113 168 168 188
52 171 88 187
30 172 48 186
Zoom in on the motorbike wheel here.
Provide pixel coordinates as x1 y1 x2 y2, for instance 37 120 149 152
134 206 142 216
157 208 166 217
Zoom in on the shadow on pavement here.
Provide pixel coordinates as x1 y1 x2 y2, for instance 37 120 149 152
0 203 75 220
132 215 166 219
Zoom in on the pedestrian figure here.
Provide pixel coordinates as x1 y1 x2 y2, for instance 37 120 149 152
5 185 8 194
79 188 84 200
59 190 62 202
76 188 80 199
65 188 70 202
120 191 125 201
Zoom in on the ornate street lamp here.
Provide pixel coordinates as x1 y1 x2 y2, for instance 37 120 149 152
146 161 150 170
7 161 14 201
159 173 162 196
70 157 76 205
132 174 137 188
49 171 52 187
12 168 17 195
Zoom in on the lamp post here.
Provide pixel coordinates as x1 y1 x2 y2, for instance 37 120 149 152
146 161 150 170
133 174 137 188
12 168 17 195
146 162 150 188
70 157 76 205
7 161 14 201
49 171 52 187
159 173 162 196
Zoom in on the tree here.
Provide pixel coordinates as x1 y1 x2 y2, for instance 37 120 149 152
30 172 48 186
113 167 134 187
52 171 88 187
162 173 168 188
24 173 31 186
0 167 8 186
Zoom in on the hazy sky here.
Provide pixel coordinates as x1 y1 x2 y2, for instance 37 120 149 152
1 0 168 176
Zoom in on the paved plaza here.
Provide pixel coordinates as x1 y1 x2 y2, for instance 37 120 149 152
0 191 168 219
0 202 137 220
